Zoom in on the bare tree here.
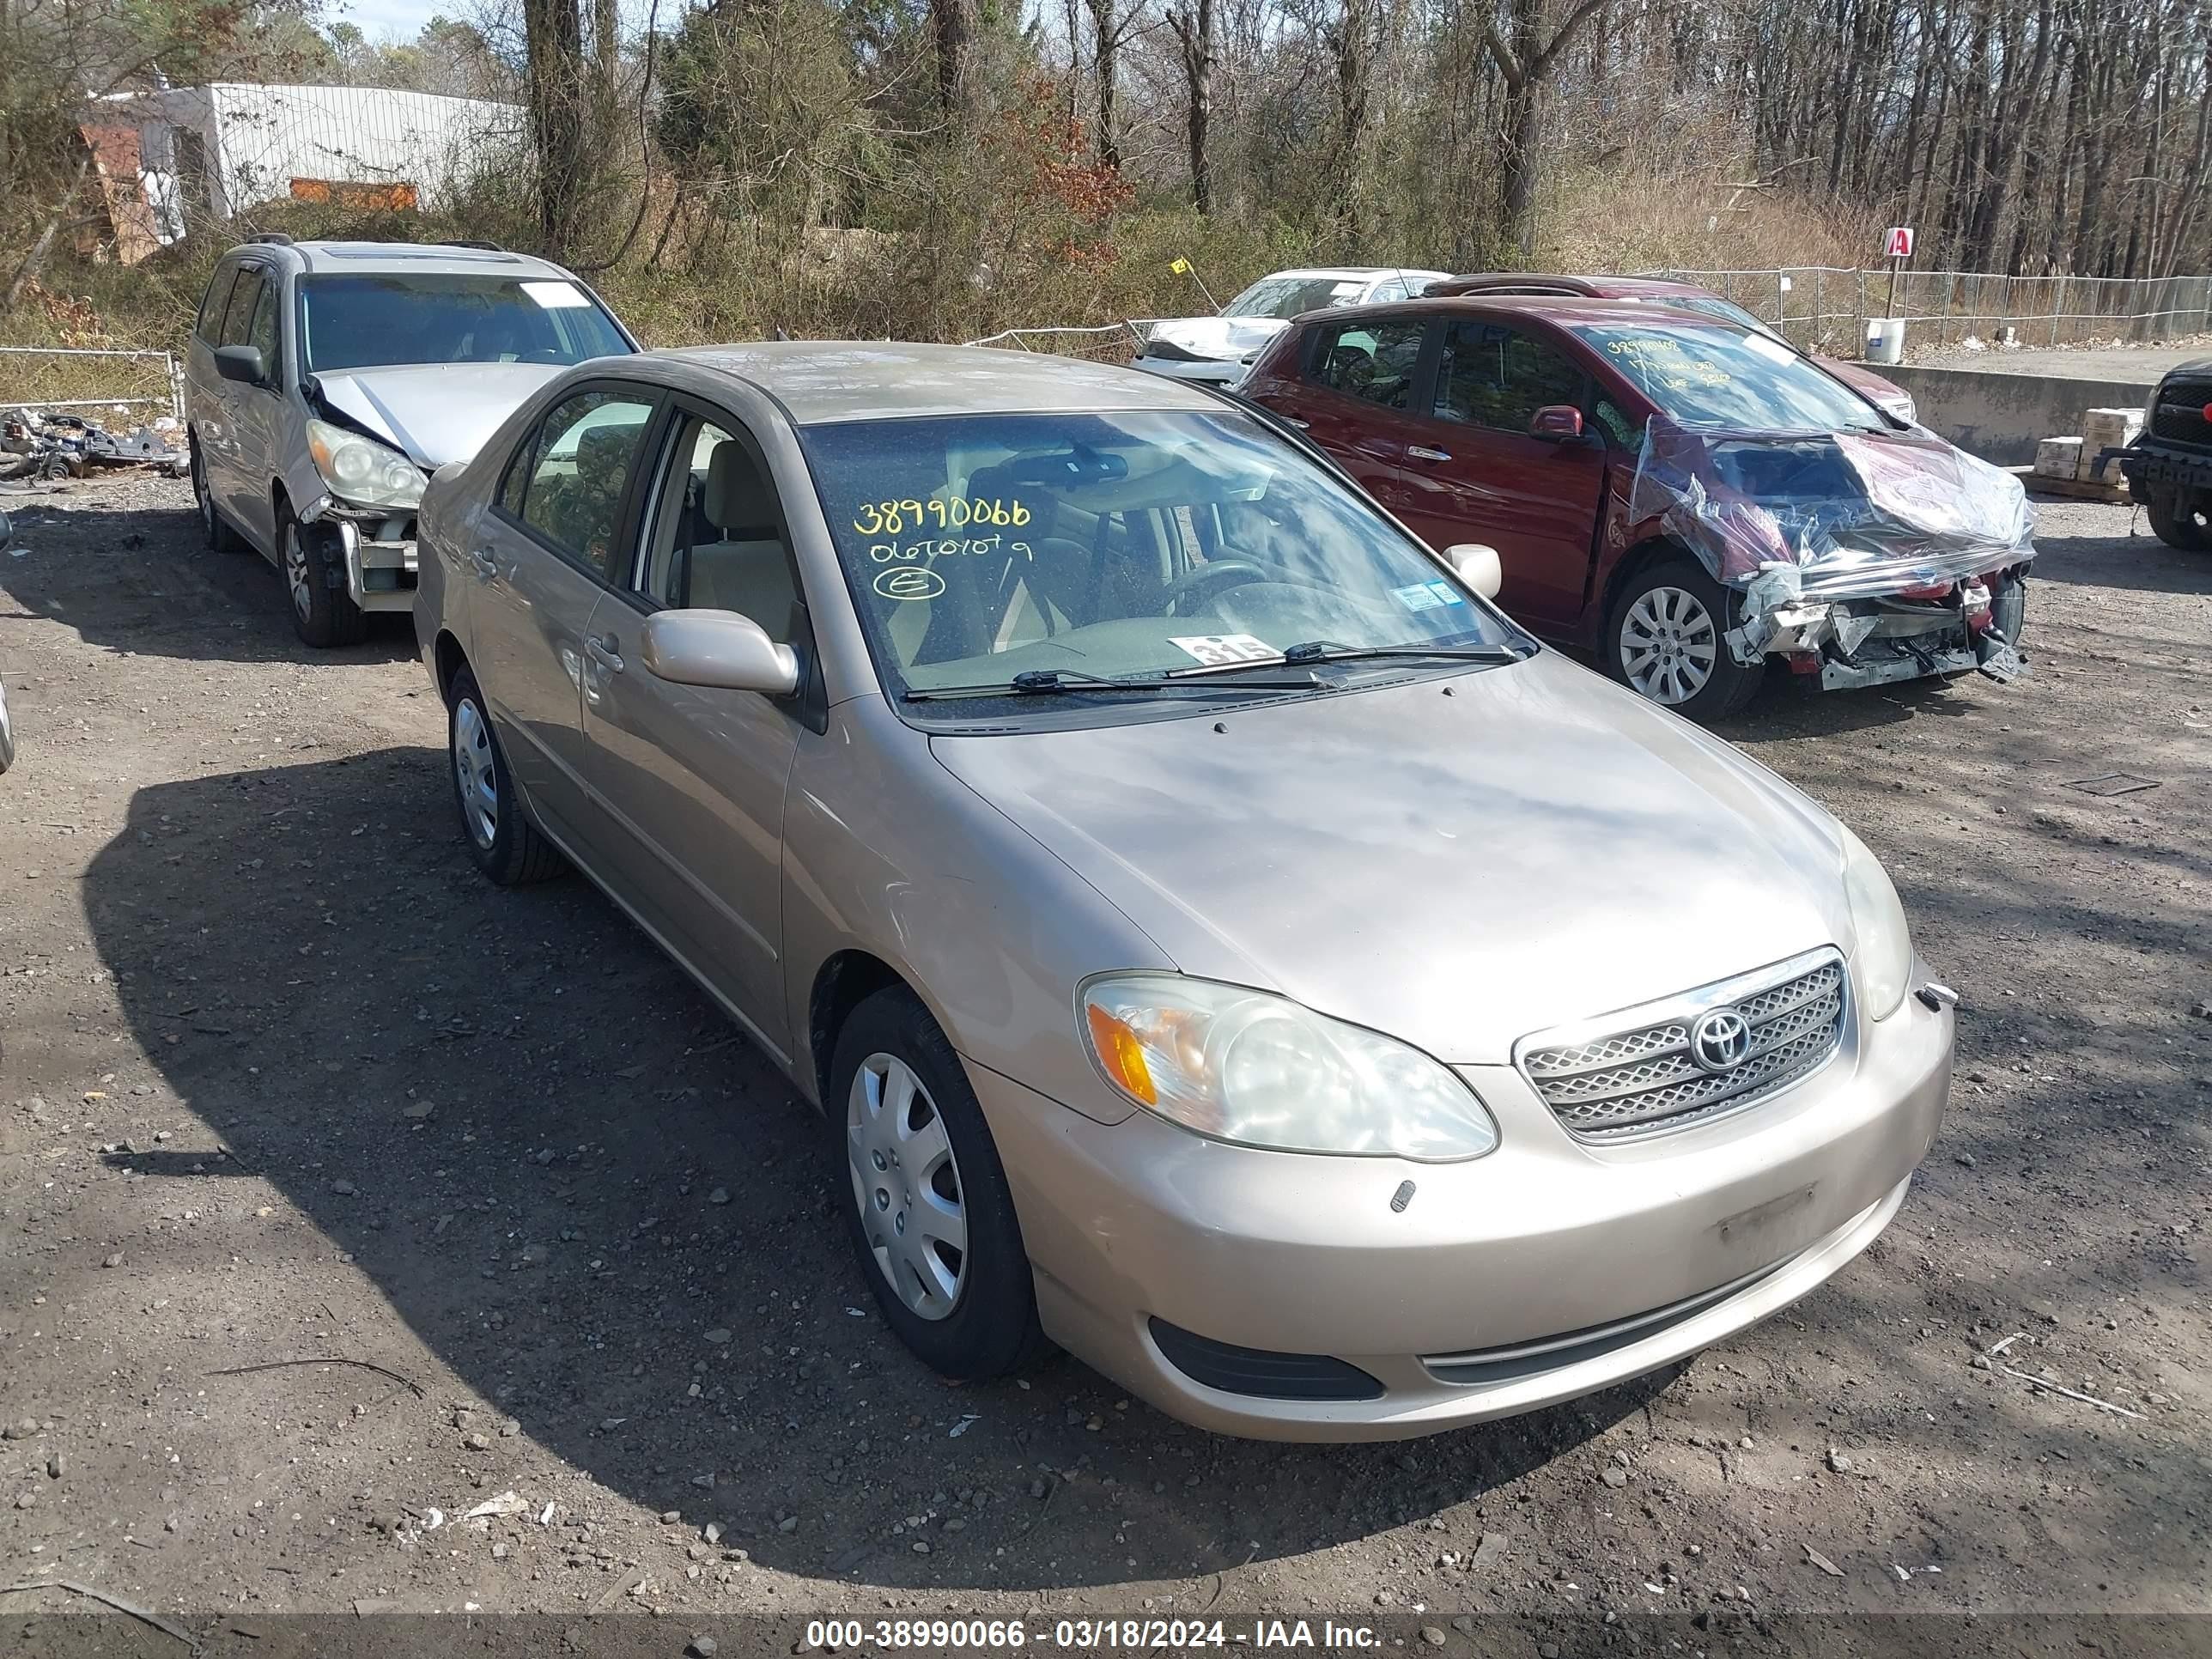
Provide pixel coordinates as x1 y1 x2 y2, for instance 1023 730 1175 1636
1481 0 1615 255
1166 0 1218 210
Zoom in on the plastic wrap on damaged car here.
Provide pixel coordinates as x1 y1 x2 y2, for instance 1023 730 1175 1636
1626 417 2037 601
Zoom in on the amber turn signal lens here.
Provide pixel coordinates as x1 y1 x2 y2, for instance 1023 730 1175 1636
1086 1003 1158 1104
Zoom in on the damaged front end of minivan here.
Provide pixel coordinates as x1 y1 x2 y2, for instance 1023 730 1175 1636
1631 421 2035 694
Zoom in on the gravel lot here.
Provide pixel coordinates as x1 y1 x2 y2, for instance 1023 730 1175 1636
1 476 2208 1653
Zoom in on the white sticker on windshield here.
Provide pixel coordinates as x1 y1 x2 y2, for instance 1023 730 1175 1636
1169 633 1280 668
1391 580 1468 612
522 280 592 309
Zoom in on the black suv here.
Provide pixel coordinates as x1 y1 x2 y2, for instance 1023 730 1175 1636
2118 362 2212 549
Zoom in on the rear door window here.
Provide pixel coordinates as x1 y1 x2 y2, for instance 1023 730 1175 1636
218 269 264 348
1308 319 1429 410
513 389 659 579
196 267 240 344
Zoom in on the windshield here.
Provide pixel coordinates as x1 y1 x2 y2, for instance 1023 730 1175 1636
1576 322 1883 433
799 410 1522 703
1222 276 1367 319
1626 292 1782 339
299 274 631 374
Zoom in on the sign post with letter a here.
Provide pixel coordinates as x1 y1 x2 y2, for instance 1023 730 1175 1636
1883 228 1915 318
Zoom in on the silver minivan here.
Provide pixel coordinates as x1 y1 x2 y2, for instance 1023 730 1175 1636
185 237 636 646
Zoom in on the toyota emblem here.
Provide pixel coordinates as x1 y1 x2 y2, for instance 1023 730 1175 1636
1689 1008 1752 1073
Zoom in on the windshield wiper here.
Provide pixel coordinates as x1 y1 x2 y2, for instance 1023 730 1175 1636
1279 640 1528 665
902 666 1318 702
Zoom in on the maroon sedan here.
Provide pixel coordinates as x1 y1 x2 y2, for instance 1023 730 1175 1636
1241 296 2033 720
1425 272 1917 422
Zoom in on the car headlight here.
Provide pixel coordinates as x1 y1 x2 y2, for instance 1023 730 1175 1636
1079 975 1498 1160
1839 826 1911 1020
306 419 426 511
1881 394 1917 424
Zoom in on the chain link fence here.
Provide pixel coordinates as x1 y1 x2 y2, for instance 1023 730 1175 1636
0 346 185 421
1644 268 2211 351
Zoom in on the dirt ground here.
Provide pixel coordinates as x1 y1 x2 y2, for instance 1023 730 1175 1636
1 475 2208 1657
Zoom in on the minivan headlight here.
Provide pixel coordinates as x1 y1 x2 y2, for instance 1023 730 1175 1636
1839 826 1911 1021
1079 975 1498 1160
306 419 426 510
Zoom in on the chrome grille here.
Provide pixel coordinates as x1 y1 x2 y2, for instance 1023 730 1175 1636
1518 954 1845 1140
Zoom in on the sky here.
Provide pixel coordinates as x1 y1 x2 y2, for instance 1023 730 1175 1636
328 0 453 40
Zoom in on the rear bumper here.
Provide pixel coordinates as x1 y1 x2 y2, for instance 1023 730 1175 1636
2117 441 2212 495
973 972 1950 1440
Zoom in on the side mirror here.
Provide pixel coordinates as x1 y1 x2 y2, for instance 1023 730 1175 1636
1443 543 1503 599
213 344 266 386
1528 404 1583 441
641 609 800 696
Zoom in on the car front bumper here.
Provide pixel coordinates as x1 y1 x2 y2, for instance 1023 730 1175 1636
335 519 419 614
973 969 1950 1440
2116 440 2212 495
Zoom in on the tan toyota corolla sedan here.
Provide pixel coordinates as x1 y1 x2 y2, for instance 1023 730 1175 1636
413 343 1954 1440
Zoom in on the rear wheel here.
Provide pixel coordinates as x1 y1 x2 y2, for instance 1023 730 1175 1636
1607 558 1764 720
281 501 368 647
191 435 246 553
447 666 563 885
2146 489 2211 550
830 987 1044 1380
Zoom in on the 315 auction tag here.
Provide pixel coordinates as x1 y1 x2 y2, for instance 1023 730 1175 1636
1168 634 1280 668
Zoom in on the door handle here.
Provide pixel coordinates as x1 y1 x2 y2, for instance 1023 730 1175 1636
469 549 501 580
586 634 625 674
1407 445 1452 463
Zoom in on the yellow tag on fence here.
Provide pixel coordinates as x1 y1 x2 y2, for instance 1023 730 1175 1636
1170 258 1190 275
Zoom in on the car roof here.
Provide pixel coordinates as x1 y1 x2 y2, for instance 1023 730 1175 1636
1255 267 1448 283
1313 294 1747 330
1432 272 1723 301
651 341 1234 426
245 240 584 281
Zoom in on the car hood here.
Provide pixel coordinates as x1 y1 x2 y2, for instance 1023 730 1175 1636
928 652 1853 1064
1142 315 1293 364
313 362 569 468
1815 355 1907 405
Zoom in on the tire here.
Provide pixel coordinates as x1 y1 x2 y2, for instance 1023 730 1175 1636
2146 489 2211 551
447 667 564 886
830 987 1045 1380
191 434 247 553
1606 557 1765 720
280 500 368 647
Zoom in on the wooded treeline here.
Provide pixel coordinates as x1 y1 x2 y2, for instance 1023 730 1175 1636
2 0 2204 343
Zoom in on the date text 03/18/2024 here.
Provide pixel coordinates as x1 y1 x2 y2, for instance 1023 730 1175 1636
802 1618 1385 1650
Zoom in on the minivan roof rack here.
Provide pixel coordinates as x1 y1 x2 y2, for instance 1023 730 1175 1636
447 240 503 252
247 232 294 246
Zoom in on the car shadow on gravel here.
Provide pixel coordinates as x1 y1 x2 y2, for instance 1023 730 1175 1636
2023 529 2212 595
82 744 1676 1593
0 495 416 665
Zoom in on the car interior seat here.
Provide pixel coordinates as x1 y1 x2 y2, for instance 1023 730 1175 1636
684 441 799 642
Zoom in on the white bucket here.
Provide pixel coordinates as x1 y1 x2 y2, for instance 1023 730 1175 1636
1863 318 1907 366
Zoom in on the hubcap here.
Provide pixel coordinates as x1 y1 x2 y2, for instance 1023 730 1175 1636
283 522 313 621
194 453 211 528
452 697 500 850
1620 586 1718 705
845 1053 967 1321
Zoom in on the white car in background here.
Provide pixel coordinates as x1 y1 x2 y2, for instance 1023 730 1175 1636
1132 267 1449 388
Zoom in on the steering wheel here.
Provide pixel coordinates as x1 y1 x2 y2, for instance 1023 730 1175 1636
1159 559 1271 616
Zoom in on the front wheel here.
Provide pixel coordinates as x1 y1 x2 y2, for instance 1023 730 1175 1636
281 503 368 647
2146 489 2211 551
1607 559 1765 720
830 988 1044 1380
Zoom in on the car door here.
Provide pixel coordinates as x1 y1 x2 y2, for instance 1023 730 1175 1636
571 401 805 1056
1265 315 1441 528
1398 318 1609 635
206 265 270 538
470 382 661 856
185 261 241 474
228 272 289 552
